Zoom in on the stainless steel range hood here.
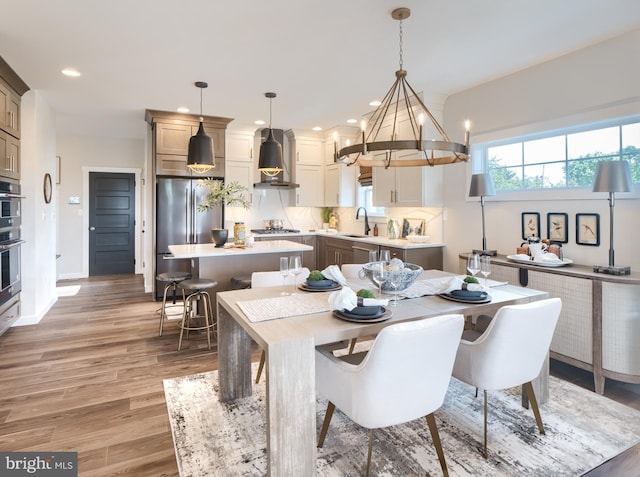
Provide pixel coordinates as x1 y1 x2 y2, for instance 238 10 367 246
253 128 300 189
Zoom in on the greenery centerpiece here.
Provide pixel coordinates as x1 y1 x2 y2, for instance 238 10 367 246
197 179 251 246
321 207 333 228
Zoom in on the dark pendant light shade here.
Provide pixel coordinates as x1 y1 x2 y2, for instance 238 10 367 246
187 81 215 174
258 92 283 177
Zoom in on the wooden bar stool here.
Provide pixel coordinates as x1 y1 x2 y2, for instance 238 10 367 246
156 271 191 336
178 278 217 351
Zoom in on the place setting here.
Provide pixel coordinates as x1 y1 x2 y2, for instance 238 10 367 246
328 286 391 323
298 264 345 292
438 253 492 304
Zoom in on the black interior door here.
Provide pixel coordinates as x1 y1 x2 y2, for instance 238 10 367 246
89 172 135 275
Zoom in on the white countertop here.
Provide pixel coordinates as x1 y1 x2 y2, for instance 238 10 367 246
168 240 312 259
255 230 445 249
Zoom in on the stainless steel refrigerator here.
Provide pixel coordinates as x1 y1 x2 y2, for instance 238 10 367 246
155 177 222 300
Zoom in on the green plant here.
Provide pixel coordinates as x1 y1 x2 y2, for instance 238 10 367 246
308 270 325 281
197 179 250 228
356 289 375 298
321 207 333 223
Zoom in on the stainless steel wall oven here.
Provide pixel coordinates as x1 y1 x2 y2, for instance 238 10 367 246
0 179 22 334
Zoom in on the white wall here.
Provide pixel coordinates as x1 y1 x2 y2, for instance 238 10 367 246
56 134 145 279
441 29 640 273
16 90 58 325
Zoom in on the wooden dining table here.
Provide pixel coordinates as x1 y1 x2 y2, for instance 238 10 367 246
215 269 549 476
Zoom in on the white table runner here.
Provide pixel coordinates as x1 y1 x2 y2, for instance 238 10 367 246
238 293 331 323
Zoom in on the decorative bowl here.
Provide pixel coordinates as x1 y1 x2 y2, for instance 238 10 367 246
361 262 423 293
211 229 228 247
305 279 334 288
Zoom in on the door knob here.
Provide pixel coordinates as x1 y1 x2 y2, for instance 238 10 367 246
89 226 96 231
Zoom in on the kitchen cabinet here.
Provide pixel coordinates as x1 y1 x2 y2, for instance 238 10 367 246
0 81 20 139
0 130 20 180
225 129 257 202
324 163 356 207
318 236 354 269
145 110 231 177
382 245 443 270
286 129 324 206
254 235 316 270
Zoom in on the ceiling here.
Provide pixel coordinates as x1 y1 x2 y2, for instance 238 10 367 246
1 0 639 139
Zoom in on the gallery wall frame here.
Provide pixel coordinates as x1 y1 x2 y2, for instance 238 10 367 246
576 213 600 246
547 212 569 243
521 212 540 240
401 218 426 238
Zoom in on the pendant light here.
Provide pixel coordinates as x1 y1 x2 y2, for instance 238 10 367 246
258 92 283 177
187 81 215 174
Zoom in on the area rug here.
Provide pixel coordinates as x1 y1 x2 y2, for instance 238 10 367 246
163 366 640 476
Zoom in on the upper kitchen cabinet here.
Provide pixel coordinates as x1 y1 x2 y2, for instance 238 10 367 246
370 120 443 207
286 129 324 206
323 126 359 207
225 129 257 203
0 56 29 181
0 131 20 180
145 109 232 178
0 82 20 139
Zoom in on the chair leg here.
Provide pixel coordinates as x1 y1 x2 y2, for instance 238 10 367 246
177 293 191 351
523 381 545 435
255 351 266 383
348 338 358 354
202 292 212 350
317 401 335 448
425 413 449 477
366 429 374 477
159 283 171 336
483 390 488 458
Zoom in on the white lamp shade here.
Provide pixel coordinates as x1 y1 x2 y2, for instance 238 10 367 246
592 161 633 193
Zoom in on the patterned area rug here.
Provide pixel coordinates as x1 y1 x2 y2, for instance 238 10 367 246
163 367 640 476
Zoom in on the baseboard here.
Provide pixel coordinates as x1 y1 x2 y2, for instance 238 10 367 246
13 295 58 327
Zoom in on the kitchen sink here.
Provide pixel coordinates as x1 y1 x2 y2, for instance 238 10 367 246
340 234 368 238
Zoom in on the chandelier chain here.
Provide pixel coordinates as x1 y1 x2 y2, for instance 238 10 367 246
398 17 404 70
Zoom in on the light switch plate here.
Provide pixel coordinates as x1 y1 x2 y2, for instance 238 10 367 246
68 196 80 204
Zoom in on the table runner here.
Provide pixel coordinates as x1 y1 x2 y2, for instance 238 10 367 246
237 293 331 322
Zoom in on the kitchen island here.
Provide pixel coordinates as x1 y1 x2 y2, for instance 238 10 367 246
168 240 313 291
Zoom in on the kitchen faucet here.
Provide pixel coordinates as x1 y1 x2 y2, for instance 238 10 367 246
356 207 371 236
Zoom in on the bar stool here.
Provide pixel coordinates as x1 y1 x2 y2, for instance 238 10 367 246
230 274 251 290
157 271 191 336
178 278 217 351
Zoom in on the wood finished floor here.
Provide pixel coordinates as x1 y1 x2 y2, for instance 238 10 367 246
0 274 638 476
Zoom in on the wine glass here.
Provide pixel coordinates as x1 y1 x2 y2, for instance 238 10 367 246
279 257 289 295
379 249 391 263
388 270 403 306
372 262 388 298
289 256 302 294
480 255 491 287
368 250 378 263
466 253 480 278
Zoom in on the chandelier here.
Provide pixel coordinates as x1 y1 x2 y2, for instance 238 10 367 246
335 7 470 168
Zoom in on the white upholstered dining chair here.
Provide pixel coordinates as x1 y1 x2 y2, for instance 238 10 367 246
316 313 464 476
250 268 310 382
452 297 562 457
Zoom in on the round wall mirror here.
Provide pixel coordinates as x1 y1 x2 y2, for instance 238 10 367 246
43 173 53 204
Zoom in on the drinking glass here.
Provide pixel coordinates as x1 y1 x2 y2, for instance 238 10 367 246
368 250 378 263
379 249 391 263
289 256 302 294
480 255 491 286
279 257 289 295
466 253 480 277
388 271 403 306
372 262 388 298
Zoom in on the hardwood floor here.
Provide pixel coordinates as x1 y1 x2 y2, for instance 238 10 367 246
0 275 637 476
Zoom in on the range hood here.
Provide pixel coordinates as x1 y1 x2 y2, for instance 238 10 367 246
253 128 300 189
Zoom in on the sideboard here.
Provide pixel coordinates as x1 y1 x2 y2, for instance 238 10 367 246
459 254 640 395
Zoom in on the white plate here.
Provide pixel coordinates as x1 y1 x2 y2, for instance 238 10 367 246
506 255 573 268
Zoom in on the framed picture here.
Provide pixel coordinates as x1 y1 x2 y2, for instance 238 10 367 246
401 218 426 238
521 212 540 240
547 213 568 243
576 213 600 246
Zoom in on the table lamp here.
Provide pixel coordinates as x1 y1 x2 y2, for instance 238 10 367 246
592 160 633 275
469 172 497 256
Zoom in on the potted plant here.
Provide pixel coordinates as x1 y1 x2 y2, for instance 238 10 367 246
321 207 333 229
197 179 251 247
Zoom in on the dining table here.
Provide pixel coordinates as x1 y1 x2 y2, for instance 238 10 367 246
215 269 549 476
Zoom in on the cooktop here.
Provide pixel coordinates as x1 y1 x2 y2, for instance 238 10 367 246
251 228 300 234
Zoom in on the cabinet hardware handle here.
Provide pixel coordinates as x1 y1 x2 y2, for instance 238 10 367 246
297 152 300 162
250 148 253 159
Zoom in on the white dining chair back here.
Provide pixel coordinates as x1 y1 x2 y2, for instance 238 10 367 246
316 313 464 476
453 297 562 391
340 263 364 280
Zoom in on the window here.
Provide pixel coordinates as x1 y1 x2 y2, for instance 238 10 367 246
357 185 385 217
477 117 640 192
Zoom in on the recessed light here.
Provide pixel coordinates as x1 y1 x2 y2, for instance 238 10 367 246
312 126 322 131
177 107 190 113
369 100 381 107
346 119 357 124
254 120 266 125
61 68 81 77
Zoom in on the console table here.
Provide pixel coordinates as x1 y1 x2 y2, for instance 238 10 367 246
459 254 640 394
